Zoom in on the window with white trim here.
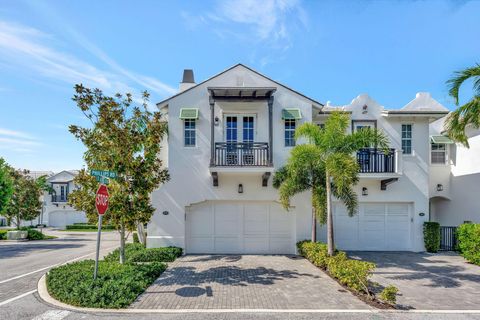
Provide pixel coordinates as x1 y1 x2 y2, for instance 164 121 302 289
285 119 296 147
431 143 447 164
401 124 412 154
184 119 196 147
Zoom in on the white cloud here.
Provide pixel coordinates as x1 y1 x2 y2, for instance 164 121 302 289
0 20 176 97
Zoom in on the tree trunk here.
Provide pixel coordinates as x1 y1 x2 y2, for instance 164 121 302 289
16 213 20 230
311 206 317 242
119 223 126 264
136 222 146 247
326 172 334 256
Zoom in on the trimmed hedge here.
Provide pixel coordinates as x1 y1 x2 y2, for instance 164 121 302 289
104 243 183 263
46 260 166 308
457 223 480 265
423 222 440 253
0 228 55 240
380 285 398 304
297 241 375 294
0 229 8 240
65 224 115 230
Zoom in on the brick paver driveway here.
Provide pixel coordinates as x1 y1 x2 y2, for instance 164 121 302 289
350 252 480 310
131 255 370 310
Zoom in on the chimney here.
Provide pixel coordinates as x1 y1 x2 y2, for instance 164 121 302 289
179 69 195 92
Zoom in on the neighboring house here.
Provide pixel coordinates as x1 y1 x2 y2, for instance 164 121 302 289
429 118 480 226
149 64 449 253
41 170 87 228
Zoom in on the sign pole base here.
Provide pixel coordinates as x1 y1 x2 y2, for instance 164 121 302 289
93 215 103 280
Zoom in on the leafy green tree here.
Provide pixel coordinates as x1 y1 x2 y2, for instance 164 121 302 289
274 112 388 255
445 64 480 147
4 169 43 229
0 158 13 216
68 85 169 263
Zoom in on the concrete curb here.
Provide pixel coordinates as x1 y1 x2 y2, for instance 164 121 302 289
37 275 480 314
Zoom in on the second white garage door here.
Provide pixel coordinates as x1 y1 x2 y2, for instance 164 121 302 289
186 201 295 254
333 202 412 251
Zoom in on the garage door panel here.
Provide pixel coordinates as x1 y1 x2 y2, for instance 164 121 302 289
332 202 412 251
187 201 294 254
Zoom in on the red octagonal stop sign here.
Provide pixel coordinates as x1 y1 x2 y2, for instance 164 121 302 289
95 184 109 215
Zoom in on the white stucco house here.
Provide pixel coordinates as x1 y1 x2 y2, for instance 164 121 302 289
148 64 450 253
41 170 87 228
429 117 480 227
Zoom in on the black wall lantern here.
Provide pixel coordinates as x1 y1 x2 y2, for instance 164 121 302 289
436 184 443 192
214 116 220 126
238 184 243 194
362 187 368 196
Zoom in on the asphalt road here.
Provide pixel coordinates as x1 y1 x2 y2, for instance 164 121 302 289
1 230 480 320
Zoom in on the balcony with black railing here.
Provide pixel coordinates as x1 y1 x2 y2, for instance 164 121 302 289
213 142 271 167
357 148 396 173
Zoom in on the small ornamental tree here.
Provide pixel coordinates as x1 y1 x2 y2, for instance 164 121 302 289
4 169 43 228
0 158 13 216
68 85 169 264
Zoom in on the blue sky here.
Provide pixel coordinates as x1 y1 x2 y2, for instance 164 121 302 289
0 0 479 171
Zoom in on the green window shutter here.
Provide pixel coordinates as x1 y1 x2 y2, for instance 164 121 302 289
430 135 454 144
282 108 302 120
179 108 199 119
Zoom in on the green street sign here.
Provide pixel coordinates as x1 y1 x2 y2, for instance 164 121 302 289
95 176 110 185
90 170 117 179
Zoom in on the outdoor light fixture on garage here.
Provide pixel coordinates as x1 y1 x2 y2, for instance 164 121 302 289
362 187 368 196
437 184 443 191
238 184 243 193
214 116 220 126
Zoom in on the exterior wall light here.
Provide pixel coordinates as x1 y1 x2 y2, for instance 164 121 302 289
362 187 368 196
362 105 368 114
437 184 443 192
238 184 243 194
214 116 220 126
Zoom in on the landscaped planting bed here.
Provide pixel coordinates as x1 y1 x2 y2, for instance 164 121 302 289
46 260 166 308
46 243 182 308
0 228 56 240
65 223 115 231
297 240 398 308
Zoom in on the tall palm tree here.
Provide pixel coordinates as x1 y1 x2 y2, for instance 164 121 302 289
275 112 388 256
445 64 480 147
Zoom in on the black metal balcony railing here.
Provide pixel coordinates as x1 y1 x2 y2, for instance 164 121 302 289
357 148 396 173
52 195 68 202
213 142 270 166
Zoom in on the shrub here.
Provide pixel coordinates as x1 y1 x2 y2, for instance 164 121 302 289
65 224 115 230
457 223 480 265
27 229 45 240
46 260 166 308
297 241 375 294
104 243 182 263
379 285 398 304
423 222 440 253
0 229 8 240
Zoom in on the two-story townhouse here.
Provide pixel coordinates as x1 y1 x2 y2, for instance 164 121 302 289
316 93 448 251
148 64 448 253
41 170 87 228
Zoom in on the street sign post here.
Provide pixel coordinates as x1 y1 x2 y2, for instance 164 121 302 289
94 184 109 280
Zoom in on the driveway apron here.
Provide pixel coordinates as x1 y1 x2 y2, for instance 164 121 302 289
350 252 480 310
131 255 369 310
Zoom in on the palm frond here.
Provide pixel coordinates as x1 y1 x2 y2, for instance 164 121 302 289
332 184 358 217
325 153 359 192
447 64 480 105
445 96 480 147
342 127 389 153
294 122 322 145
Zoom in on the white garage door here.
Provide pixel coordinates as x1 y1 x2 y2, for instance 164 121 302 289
333 202 412 251
48 211 87 228
186 201 295 254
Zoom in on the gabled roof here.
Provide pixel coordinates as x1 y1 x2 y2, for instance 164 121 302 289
156 63 324 108
47 170 78 183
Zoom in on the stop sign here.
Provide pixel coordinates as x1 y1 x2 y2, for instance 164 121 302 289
95 184 109 215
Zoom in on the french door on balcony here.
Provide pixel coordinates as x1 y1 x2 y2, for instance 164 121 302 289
223 115 256 166
224 115 255 143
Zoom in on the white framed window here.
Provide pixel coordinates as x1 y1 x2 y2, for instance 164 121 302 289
285 119 296 147
431 143 447 164
184 119 196 147
401 124 412 154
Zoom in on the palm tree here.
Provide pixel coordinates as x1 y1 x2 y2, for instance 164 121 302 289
275 112 388 256
445 64 480 147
